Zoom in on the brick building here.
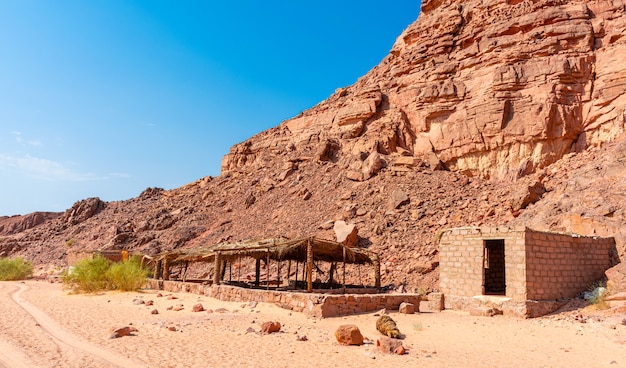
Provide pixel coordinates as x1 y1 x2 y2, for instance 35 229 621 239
439 226 616 317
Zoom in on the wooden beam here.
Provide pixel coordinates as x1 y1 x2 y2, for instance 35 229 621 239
155 259 162 280
307 238 313 292
255 258 261 287
372 254 381 289
266 249 270 290
213 252 222 285
163 258 170 281
342 246 346 294
286 260 291 287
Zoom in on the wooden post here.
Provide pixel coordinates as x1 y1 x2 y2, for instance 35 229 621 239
155 259 162 280
255 258 261 287
237 256 241 282
266 249 270 290
221 260 227 280
307 238 313 293
213 252 222 285
277 260 281 287
295 261 299 288
342 247 347 293
329 263 335 285
356 264 365 287
372 254 381 289
163 258 170 281
286 260 291 287
182 261 189 282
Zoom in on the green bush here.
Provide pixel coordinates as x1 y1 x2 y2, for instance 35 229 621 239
63 254 111 293
63 254 149 293
0 257 33 281
106 257 149 292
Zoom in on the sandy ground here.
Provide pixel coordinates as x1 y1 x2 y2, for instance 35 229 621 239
0 280 625 368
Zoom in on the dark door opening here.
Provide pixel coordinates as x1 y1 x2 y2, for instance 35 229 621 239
484 239 506 295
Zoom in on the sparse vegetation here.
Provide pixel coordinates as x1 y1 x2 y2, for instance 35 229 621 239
587 280 609 310
63 255 111 293
65 238 77 247
106 256 150 292
0 257 33 281
63 254 149 293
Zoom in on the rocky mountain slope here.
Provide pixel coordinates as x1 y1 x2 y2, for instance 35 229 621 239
0 212 61 237
1 0 625 291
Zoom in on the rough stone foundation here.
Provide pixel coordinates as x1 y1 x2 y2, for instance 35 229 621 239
145 279 421 318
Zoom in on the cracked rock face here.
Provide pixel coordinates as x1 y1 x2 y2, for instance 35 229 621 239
222 0 626 180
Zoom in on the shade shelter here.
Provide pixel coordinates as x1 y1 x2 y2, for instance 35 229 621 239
153 237 380 292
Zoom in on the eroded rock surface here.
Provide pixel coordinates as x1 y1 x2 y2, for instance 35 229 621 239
223 0 626 182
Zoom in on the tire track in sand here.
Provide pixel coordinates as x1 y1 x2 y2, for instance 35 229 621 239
8 282 145 368
0 338 34 368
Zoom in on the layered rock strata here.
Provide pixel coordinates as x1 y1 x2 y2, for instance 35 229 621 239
222 0 626 180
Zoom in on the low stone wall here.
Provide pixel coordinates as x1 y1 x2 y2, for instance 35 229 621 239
444 294 568 318
144 279 421 318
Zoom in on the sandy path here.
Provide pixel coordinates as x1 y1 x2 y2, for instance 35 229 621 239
1 280 625 368
0 338 33 368
0 282 144 368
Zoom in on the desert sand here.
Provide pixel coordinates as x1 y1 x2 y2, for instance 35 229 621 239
0 280 624 368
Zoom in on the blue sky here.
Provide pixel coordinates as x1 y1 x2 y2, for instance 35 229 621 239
0 1 421 216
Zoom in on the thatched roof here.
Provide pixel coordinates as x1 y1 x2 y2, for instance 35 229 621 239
156 237 377 265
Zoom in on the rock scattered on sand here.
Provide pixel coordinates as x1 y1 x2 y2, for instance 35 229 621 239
335 325 364 346
399 302 415 314
261 321 281 335
192 303 204 312
151 309 159 315
376 336 404 354
132 298 144 305
109 326 138 339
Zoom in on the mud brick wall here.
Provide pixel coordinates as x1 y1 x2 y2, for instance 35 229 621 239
524 229 615 300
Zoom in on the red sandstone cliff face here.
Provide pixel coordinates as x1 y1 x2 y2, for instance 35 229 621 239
1 1 626 291
222 0 626 180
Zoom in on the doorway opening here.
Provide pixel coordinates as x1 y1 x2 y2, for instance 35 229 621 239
484 239 506 295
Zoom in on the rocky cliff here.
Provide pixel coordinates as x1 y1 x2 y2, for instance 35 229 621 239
223 0 626 180
2 0 625 291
